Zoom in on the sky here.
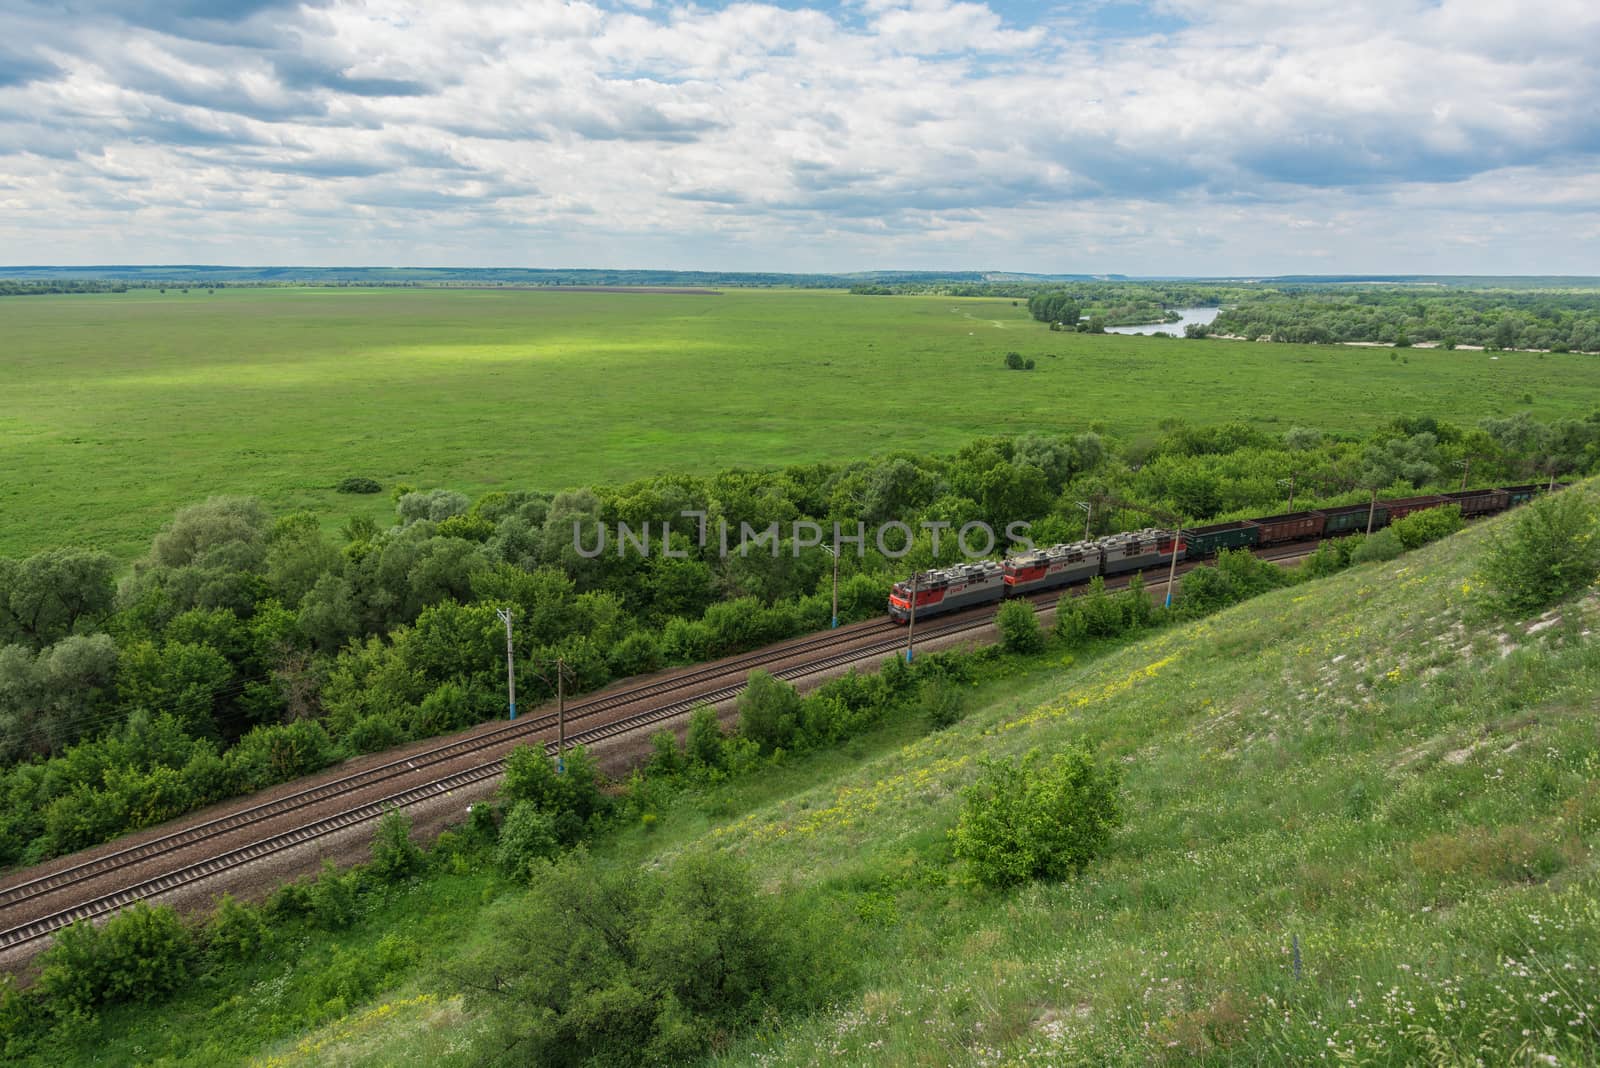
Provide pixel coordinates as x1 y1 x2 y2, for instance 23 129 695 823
0 0 1597 275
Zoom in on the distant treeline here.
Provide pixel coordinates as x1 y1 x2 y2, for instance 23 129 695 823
0 281 130 296
1200 288 1600 351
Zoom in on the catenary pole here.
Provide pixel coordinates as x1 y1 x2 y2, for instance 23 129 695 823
495 608 516 721
905 572 917 663
1164 522 1182 609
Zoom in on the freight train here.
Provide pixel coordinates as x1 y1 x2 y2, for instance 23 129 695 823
886 484 1546 622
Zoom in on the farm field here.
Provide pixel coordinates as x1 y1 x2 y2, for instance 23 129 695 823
4 286 1598 559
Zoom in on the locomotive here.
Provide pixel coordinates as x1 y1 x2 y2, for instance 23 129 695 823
886 483 1546 623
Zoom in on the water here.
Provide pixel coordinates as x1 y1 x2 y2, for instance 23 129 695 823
1104 306 1221 336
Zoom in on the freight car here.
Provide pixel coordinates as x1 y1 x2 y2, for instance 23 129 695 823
887 483 1547 623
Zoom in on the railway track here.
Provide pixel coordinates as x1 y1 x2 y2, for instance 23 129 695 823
0 540 1316 953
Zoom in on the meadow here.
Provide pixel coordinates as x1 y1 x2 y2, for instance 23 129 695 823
5 286 1599 559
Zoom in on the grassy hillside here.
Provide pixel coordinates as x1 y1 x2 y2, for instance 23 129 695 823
340 487 1599 1066
5 286 1597 558
12 489 1599 1067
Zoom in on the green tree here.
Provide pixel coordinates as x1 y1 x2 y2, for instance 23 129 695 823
994 599 1045 654
950 747 1121 887
1481 491 1600 615
737 670 801 754
684 704 726 769
370 807 423 880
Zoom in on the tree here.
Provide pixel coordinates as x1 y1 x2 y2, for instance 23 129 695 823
995 599 1045 654
1358 433 1438 532
950 747 1121 887
684 704 726 769
737 669 800 754
370 807 423 880
0 549 116 647
1480 491 1600 615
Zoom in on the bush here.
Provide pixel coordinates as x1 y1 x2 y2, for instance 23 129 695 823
499 742 610 844
370 807 423 881
307 860 361 929
1350 527 1404 564
737 669 801 754
995 599 1045 654
34 903 193 1016
608 629 663 677
1390 503 1464 550
1481 490 1600 615
457 849 827 1066
224 720 339 794
495 799 561 881
410 680 480 736
950 747 1121 887
344 711 407 754
921 676 966 729
204 893 269 961
335 477 382 494
684 704 726 770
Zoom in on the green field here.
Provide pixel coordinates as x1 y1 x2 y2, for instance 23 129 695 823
5 287 1597 559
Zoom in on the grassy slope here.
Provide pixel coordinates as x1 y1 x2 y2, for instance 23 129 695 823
6 287 1598 559
228 488 1599 1067
22 490 1598 1065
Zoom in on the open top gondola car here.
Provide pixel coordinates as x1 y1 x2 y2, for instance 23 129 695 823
888 560 1005 623
1442 486 1509 516
1249 510 1326 547
1182 519 1259 557
1317 501 1387 535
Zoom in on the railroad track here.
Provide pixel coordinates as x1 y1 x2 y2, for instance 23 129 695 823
0 541 1316 953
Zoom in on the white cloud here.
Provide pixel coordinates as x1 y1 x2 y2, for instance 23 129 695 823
0 0 1595 272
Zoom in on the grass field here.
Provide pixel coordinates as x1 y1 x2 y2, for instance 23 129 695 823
5 286 1598 559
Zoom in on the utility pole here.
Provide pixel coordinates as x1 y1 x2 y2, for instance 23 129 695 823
1366 489 1378 535
495 608 516 721
556 657 566 774
905 571 918 664
1164 521 1183 609
823 542 840 629
1453 458 1470 491
1277 474 1296 512
1075 500 1092 540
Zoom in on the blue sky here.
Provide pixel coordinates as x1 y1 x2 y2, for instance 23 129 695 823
0 0 1596 274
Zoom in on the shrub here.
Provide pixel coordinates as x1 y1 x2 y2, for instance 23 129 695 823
344 711 408 754
951 747 1121 887
737 669 801 754
995 599 1045 654
457 849 827 1066
684 704 726 769
1481 490 1600 615
1075 575 1125 637
608 629 664 677
307 860 361 929
335 477 382 494
370 807 423 880
224 720 339 794
500 742 610 843
1390 503 1464 550
1350 527 1404 564
204 893 269 961
920 676 966 729
410 680 480 737
495 799 561 881
34 903 193 1016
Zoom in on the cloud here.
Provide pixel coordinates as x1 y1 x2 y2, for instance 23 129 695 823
0 0 1596 273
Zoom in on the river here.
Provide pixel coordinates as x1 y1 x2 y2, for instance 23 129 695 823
1104 306 1221 336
